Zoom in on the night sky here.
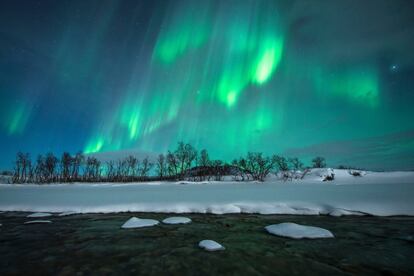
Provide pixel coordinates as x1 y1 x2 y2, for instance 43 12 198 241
1 0 414 170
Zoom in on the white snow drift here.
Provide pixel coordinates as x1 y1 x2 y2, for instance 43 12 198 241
121 217 159 228
162 216 192 224
0 169 413 216
198 240 225 251
24 220 52 224
27 212 52 218
265 223 334 239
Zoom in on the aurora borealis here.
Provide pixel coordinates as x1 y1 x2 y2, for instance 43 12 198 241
1 0 414 170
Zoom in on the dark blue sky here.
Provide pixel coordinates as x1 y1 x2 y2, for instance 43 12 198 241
1 0 414 171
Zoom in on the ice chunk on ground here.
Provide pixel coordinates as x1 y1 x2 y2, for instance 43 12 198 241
58 211 77 217
27 212 52 218
162 216 192 224
24 220 52 224
265 222 334 239
121 217 159 229
198 240 225 251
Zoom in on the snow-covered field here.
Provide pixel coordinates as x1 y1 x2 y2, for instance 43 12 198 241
0 169 413 216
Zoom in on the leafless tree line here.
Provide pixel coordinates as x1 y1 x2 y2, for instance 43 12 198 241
11 142 326 184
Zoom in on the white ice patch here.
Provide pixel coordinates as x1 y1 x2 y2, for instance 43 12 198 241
27 212 52 218
121 217 159 229
162 216 192 224
24 220 52 224
265 222 334 239
198 240 225 251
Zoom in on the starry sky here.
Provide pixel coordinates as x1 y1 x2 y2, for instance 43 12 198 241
1 0 414 171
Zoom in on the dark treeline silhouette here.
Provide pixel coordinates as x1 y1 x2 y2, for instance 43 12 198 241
11 142 327 184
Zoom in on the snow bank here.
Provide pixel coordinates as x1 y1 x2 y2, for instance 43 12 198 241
198 240 225 251
24 220 52 224
58 211 78 217
121 217 159 228
0 170 413 216
162 217 192 224
27 212 52 218
265 223 334 239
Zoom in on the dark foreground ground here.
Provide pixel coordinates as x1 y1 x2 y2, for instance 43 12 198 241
0 212 413 275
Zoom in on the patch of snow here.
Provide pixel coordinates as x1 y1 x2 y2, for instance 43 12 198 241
121 217 159 229
198 240 225 251
328 208 364 217
162 216 192 224
265 222 334 239
177 181 209 185
58 211 77 217
27 212 52 218
24 220 52 224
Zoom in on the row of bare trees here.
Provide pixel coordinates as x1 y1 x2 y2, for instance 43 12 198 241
11 142 326 183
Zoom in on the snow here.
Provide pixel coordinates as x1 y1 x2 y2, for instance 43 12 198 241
162 216 192 224
265 223 334 239
24 220 52 224
121 217 159 229
0 169 413 216
58 211 77 217
27 212 52 218
198 240 225 251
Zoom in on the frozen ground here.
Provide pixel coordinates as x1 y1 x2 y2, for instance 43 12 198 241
0 169 413 216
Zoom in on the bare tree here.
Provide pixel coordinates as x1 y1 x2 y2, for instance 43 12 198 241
126 155 139 179
272 155 290 180
174 142 197 179
45 152 58 183
289 157 303 171
71 152 84 181
140 157 153 178
106 160 115 181
166 151 179 177
156 154 167 179
12 152 32 183
211 160 226 181
312 156 326 168
60 152 72 182
197 149 210 181
85 157 101 181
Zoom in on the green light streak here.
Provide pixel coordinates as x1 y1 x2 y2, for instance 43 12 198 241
6 102 31 135
83 1 288 157
314 66 380 107
253 37 284 84
84 137 105 154
153 3 210 64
